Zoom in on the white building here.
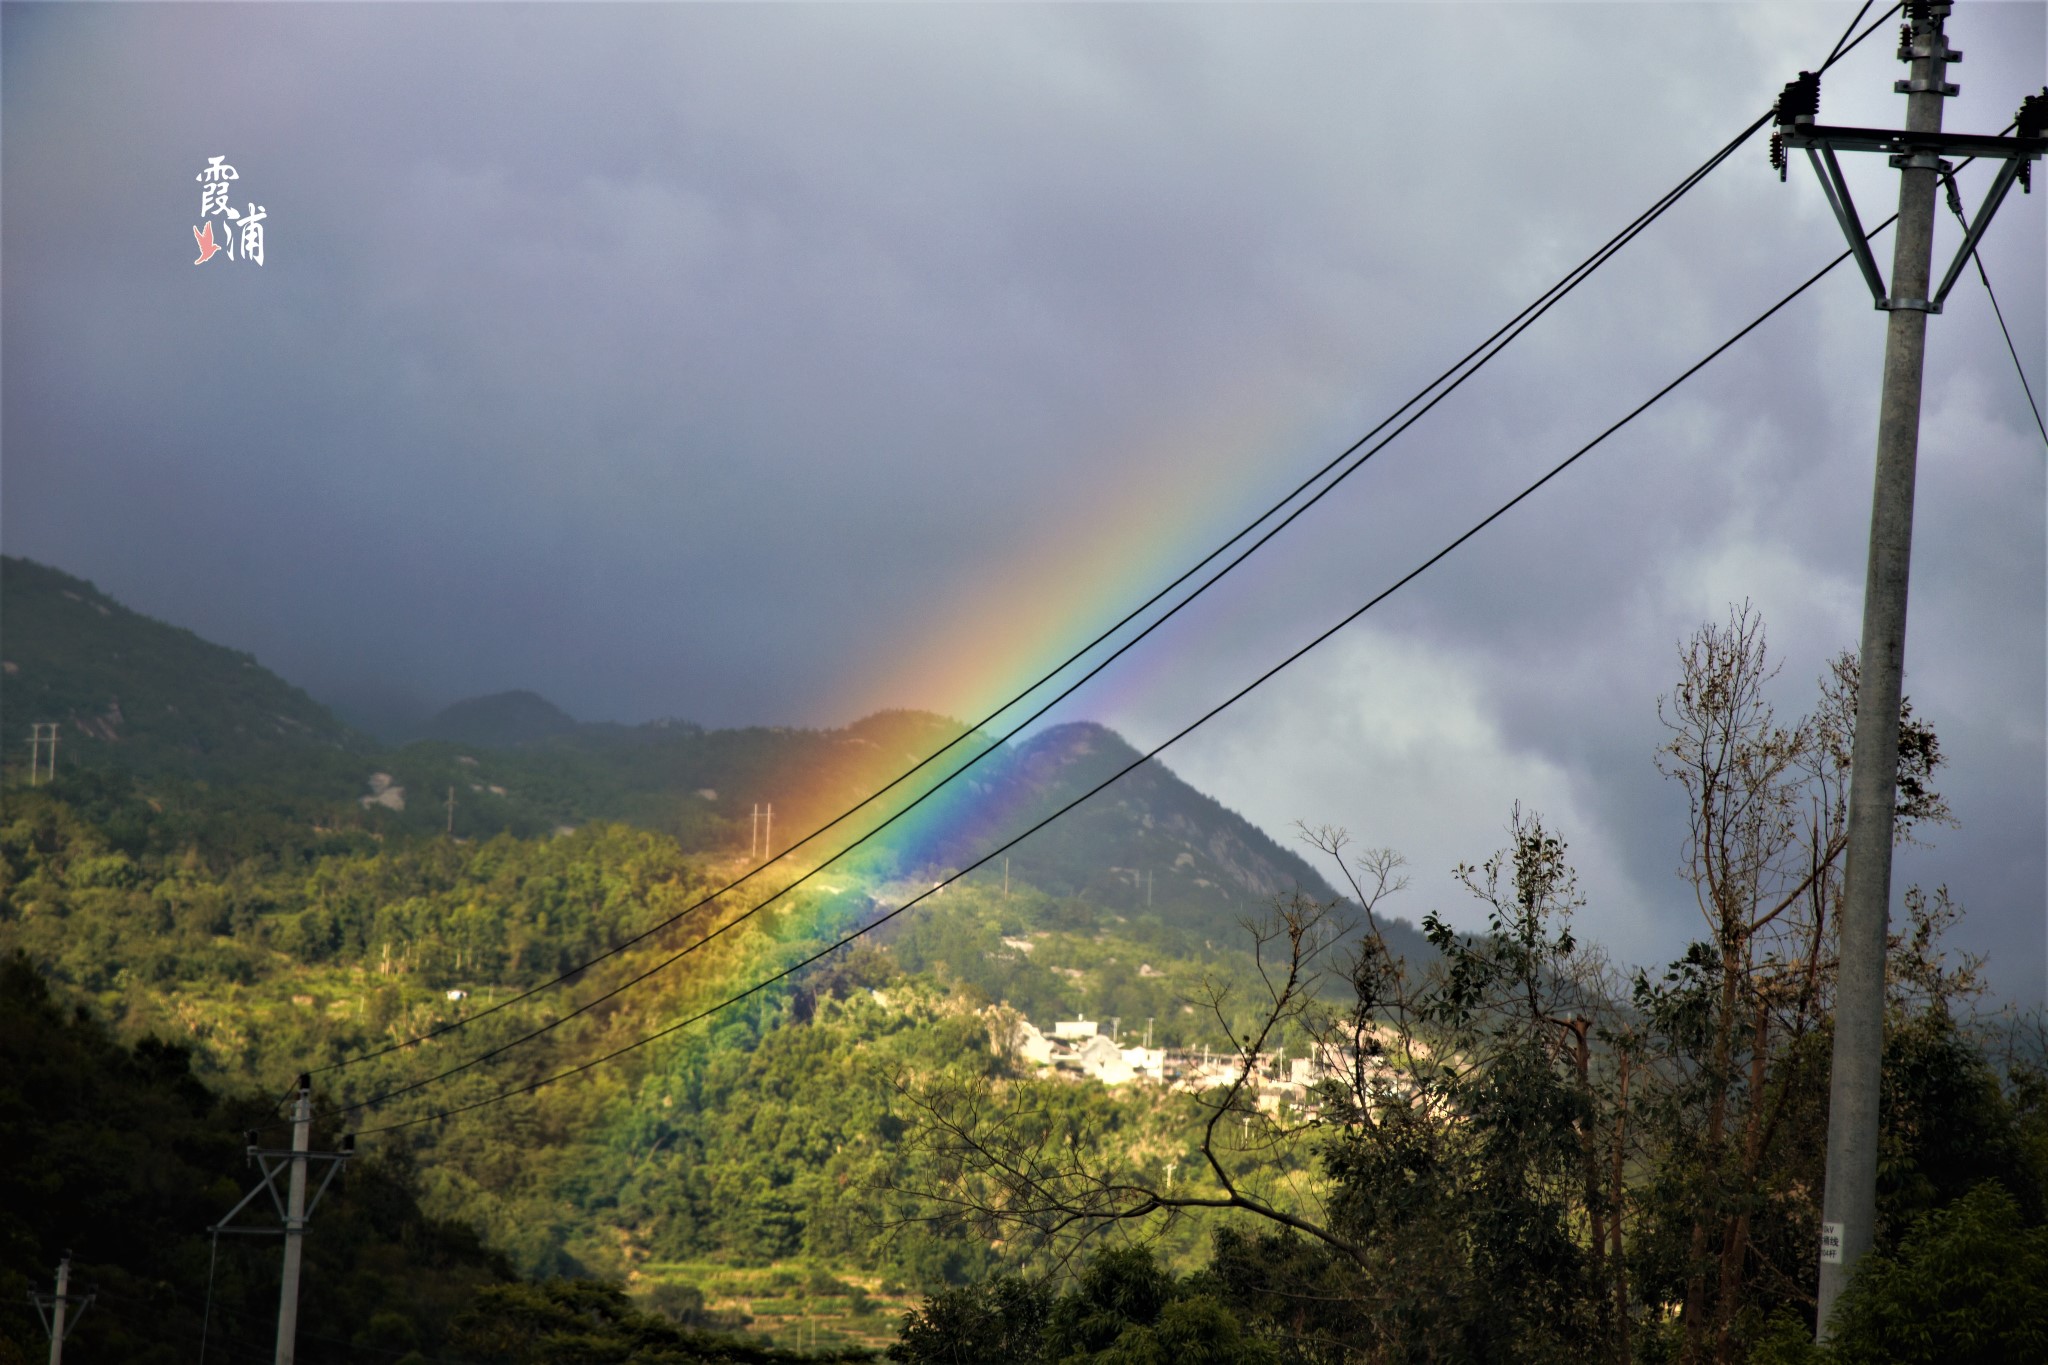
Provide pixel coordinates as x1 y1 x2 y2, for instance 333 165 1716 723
1009 1017 1057 1067
1069 1034 1134 1085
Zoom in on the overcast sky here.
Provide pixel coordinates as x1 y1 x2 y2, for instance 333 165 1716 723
4 2 2043 1000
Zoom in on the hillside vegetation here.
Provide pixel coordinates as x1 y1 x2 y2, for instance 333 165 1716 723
11 559 2041 1363
0 556 1384 954
0 775 1329 1357
0 558 1366 1355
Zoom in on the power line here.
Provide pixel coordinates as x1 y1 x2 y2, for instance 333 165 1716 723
1824 1 1876 68
1977 266 2048 447
332 0 1905 1120
1939 167 2047 447
332 113 1762 1121
315 85 1761 1077
356 218 1891 1139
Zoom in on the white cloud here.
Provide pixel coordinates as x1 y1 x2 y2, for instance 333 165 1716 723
1137 625 1667 965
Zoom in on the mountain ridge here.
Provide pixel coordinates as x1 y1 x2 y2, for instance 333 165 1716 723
419 689 580 747
0 555 367 785
1 555 1400 948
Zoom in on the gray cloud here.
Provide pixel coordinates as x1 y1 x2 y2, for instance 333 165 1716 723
4 3 2041 999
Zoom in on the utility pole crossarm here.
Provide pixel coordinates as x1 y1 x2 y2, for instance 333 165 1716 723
1777 74 2047 315
1787 119 2043 312
1786 124 2037 158
211 1129 356 1235
30 1255 92 1365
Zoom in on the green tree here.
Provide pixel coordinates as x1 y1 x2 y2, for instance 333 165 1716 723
892 1248 1271 1365
1752 1183 2048 1365
889 1274 1051 1364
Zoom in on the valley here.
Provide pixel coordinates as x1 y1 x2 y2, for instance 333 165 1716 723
0 554 1386 1360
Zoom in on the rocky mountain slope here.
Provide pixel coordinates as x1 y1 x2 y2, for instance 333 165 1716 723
0 556 366 785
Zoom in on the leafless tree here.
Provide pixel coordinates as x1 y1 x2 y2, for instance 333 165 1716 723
1645 604 1949 1365
891 887 1375 1271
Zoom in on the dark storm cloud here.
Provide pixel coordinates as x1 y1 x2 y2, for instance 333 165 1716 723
3 4 2041 998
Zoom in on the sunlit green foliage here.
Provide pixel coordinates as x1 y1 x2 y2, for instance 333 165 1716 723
1 772 1321 1357
0 951 513 1365
889 1246 1274 1365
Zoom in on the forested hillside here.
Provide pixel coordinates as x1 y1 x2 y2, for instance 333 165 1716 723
0 557 366 784
8 559 2044 1364
0 556 1386 952
0 774 1327 1357
0 949 877 1365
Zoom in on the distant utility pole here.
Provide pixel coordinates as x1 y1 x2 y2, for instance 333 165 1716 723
29 1253 91 1365
750 803 773 860
209 1075 354 1365
445 786 456 837
1775 5 2045 1337
25 723 58 785
1003 857 1010 897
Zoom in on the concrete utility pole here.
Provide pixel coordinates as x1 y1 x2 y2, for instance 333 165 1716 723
43 1257 70 1365
208 1076 354 1365
26 723 59 785
275 1081 311 1365
29 1254 91 1365
1777 5 2045 1337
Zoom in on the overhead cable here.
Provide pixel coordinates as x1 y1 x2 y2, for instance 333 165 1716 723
332 107 1770 1119
355 214 1897 1137
333 1 1906 1118
1940 167 2048 448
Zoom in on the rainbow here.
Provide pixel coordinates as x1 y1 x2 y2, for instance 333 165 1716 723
375 349 1355 1136
782 369 1334 889
532 369 1350 1064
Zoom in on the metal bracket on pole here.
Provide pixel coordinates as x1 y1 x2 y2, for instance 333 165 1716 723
213 1086 355 1365
1928 154 2026 308
1784 119 2046 313
1805 144 1890 307
249 1144 351 1220
30 1253 93 1365
209 1130 355 1237
28 1294 93 1341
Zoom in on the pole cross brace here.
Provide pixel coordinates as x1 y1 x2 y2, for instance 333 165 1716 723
29 1292 93 1343
209 1144 354 1236
1784 122 2046 313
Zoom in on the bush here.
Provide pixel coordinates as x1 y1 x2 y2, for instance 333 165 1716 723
891 1249 1275 1365
890 1274 1051 1364
1825 1181 2048 1365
